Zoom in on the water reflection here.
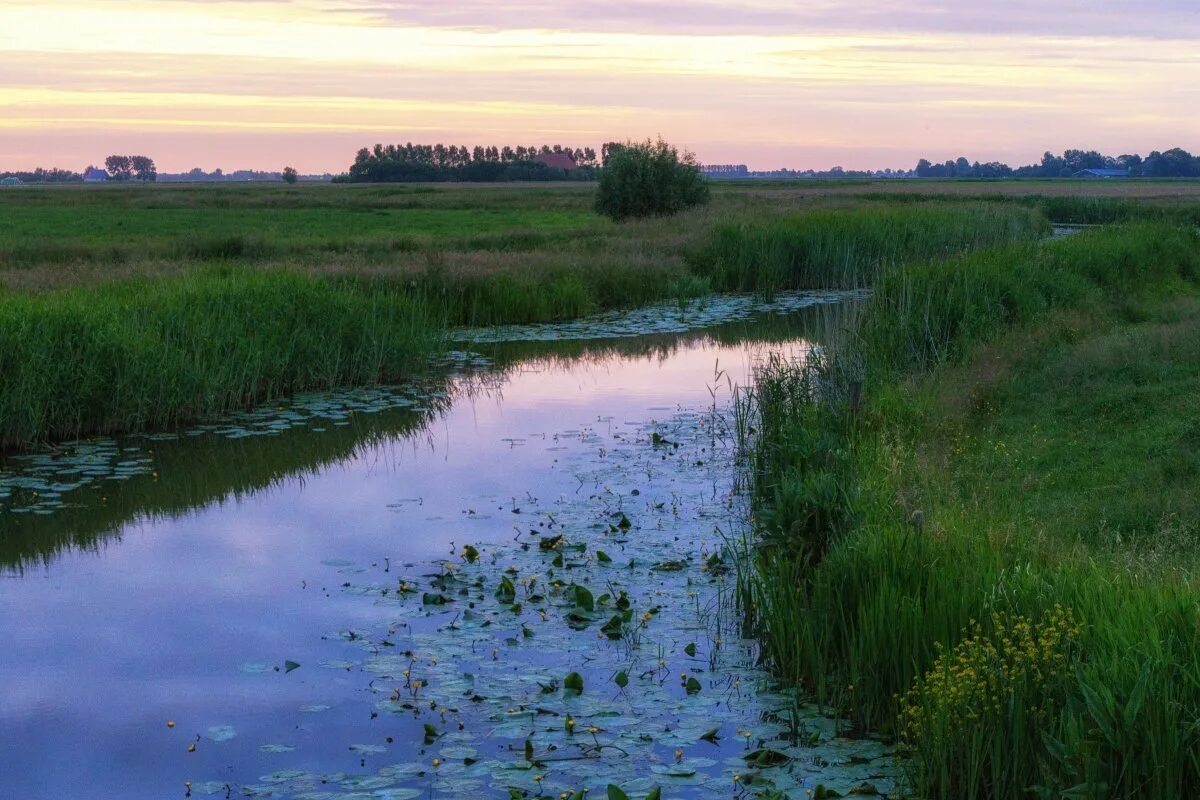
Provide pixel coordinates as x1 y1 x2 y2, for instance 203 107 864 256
0 300 892 800
0 305 849 573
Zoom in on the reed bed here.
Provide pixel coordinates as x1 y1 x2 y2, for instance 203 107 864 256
739 223 1200 799
0 270 439 448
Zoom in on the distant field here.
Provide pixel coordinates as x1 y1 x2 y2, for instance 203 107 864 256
2 179 1198 293
717 177 1200 201
0 183 599 275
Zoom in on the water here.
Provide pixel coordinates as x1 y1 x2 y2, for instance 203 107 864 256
0 297 898 799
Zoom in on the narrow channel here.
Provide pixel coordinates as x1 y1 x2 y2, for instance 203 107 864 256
0 294 897 799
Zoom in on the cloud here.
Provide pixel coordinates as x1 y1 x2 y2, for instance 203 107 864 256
347 0 1200 39
0 0 1197 171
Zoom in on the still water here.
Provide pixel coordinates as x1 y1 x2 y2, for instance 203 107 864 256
0 297 897 799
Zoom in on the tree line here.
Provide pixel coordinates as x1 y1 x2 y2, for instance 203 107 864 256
341 143 601 183
916 147 1200 178
0 167 80 183
103 155 157 182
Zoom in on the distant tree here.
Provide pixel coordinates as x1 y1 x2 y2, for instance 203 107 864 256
104 155 133 181
954 157 972 177
1117 154 1143 174
915 158 933 178
282 166 299 184
130 155 156 182
595 138 709 221
1144 147 1198 178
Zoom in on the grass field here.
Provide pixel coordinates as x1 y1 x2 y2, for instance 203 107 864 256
0 179 1197 448
740 221 1200 798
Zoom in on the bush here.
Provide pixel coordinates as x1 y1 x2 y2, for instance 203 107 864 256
595 138 709 221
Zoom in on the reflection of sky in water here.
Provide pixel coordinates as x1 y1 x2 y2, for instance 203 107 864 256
0 332 826 799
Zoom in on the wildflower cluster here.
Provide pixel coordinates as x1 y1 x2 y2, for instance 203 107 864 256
898 605 1082 795
902 605 1080 738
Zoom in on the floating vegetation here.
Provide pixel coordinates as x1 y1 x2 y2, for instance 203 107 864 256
0 380 463 520
193 406 900 798
457 290 869 344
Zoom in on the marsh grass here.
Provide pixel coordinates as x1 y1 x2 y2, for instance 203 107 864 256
0 188 1051 446
739 223 1200 798
0 269 439 448
692 204 1048 293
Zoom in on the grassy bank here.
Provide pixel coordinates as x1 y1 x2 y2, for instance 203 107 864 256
740 223 1200 797
0 190 1048 447
0 270 438 448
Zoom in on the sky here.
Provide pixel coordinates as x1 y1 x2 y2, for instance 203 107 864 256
0 0 1197 172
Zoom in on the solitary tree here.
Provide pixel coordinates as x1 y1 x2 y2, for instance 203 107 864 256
282 166 299 184
104 155 133 181
594 138 709 221
130 155 156 182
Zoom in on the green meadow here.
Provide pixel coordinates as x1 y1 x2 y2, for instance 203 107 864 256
1 177 1199 797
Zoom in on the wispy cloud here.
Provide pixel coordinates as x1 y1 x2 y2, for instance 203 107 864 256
0 0 1196 171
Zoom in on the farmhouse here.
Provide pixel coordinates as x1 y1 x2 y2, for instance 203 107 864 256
1072 168 1130 179
534 152 577 171
83 166 110 182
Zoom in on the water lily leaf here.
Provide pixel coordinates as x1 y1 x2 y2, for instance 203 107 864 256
596 550 613 563
744 748 791 767
563 672 584 694
614 670 629 689
685 677 702 694
571 584 594 612
284 660 301 673
601 614 625 639
650 764 696 777
607 785 630 800
684 643 697 657
495 576 516 603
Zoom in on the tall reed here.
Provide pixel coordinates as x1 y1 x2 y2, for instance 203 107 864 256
739 223 1200 798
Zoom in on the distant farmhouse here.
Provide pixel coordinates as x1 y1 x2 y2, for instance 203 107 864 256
0 176 22 186
1072 168 1130 179
83 166 110 182
534 152 578 171
702 164 749 177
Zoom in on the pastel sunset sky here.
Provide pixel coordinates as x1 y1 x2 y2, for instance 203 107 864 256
1 0 1197 172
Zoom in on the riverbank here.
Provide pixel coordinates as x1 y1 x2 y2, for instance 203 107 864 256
741 222 1200 797
0 189 1046 448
